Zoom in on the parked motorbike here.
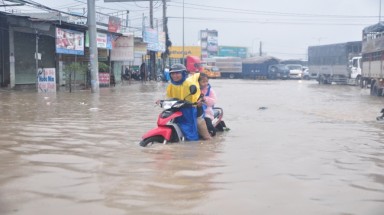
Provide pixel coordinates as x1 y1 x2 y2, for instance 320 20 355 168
139 86 226 147
376 108 384 121
121 70 142 81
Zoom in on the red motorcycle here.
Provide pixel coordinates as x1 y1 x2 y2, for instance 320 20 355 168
140 86 226 147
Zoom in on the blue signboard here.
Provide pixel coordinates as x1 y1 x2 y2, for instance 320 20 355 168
56 27 85 55
218 46 248 58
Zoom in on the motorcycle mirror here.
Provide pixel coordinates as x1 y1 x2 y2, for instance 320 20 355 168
183 85 198 101
189 85 197 95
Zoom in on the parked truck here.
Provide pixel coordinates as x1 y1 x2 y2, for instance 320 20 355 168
201 65 221 78
308 41 362 85
205 57 242 78
360 22 384 96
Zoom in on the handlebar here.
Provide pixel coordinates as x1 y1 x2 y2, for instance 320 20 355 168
158 98 197 109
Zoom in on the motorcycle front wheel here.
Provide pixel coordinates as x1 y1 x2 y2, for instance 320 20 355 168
140 136 164 147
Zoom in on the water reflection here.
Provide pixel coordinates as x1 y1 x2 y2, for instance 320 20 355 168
1 80 384 214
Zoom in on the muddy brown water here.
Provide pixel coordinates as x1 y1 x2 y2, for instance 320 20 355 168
0 79 383 215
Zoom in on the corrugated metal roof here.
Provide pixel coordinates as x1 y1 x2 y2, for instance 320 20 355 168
17 12 70 22
242 56 280 64
363 22 384 34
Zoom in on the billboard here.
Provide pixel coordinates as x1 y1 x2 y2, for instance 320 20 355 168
85 31 114 49
166 46 202 59
143 28 165 52
55 27 84 55
158 32 166 52
219 46 248 58
110 34 134 61
108 16 121 33
200 29 218 58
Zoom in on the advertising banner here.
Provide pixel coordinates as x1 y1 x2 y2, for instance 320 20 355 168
143 28 166 52
108 16 121 33
37 68 56 93
207 35 218 52
56 27 84 55
135 42 148 54
99 73 110 86
166 46 202 59
219 46 248 58
85 31 113 49
143 28 158 51
200 29 218 58
95 12 109 31
110 34 134 61
157 32 166 52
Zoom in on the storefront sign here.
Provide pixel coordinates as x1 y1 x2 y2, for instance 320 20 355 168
85 32 113 49
37 68 56 93
56 27 84 55
110 35 134 61
166 46 202 59
99 73 110 86
143 28 158 51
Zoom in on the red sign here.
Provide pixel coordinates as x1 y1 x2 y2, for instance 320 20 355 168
99 73 110 85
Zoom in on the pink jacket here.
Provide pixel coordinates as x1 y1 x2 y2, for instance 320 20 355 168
200 85 216 120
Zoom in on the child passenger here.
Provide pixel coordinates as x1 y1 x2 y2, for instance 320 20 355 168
198 73 217 136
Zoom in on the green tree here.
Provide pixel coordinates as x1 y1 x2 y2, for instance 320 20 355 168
63 62 87 93
98 62 110 73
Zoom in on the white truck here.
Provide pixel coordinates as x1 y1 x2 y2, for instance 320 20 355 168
308 41 362 85
360 22 384 96
350 56 362 83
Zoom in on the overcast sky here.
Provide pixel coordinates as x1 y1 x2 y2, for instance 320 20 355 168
2 0 382 60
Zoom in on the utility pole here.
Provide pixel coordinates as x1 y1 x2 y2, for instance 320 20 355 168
162 0 168 69
35 29 39 91
259 41 262 56
182 0 185 61
87 0 99 93
126 10 129 32
149 0 156 81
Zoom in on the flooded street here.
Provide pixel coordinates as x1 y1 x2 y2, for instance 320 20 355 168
1 79 384 215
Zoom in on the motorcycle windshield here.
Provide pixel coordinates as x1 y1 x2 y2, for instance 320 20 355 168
162 100 178 109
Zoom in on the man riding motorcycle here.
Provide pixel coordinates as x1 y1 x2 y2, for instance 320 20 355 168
165 64 201 141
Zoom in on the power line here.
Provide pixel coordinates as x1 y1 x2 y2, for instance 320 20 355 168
169 0 377 19
167 16 375 26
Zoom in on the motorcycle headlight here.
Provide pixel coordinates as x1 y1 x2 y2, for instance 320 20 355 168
162 101 177 109
172 102 184 108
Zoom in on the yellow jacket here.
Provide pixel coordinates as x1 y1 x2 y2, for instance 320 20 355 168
166 78 200 103
187 72 200 85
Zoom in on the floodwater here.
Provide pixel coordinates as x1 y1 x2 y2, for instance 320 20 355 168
0 79 384 215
